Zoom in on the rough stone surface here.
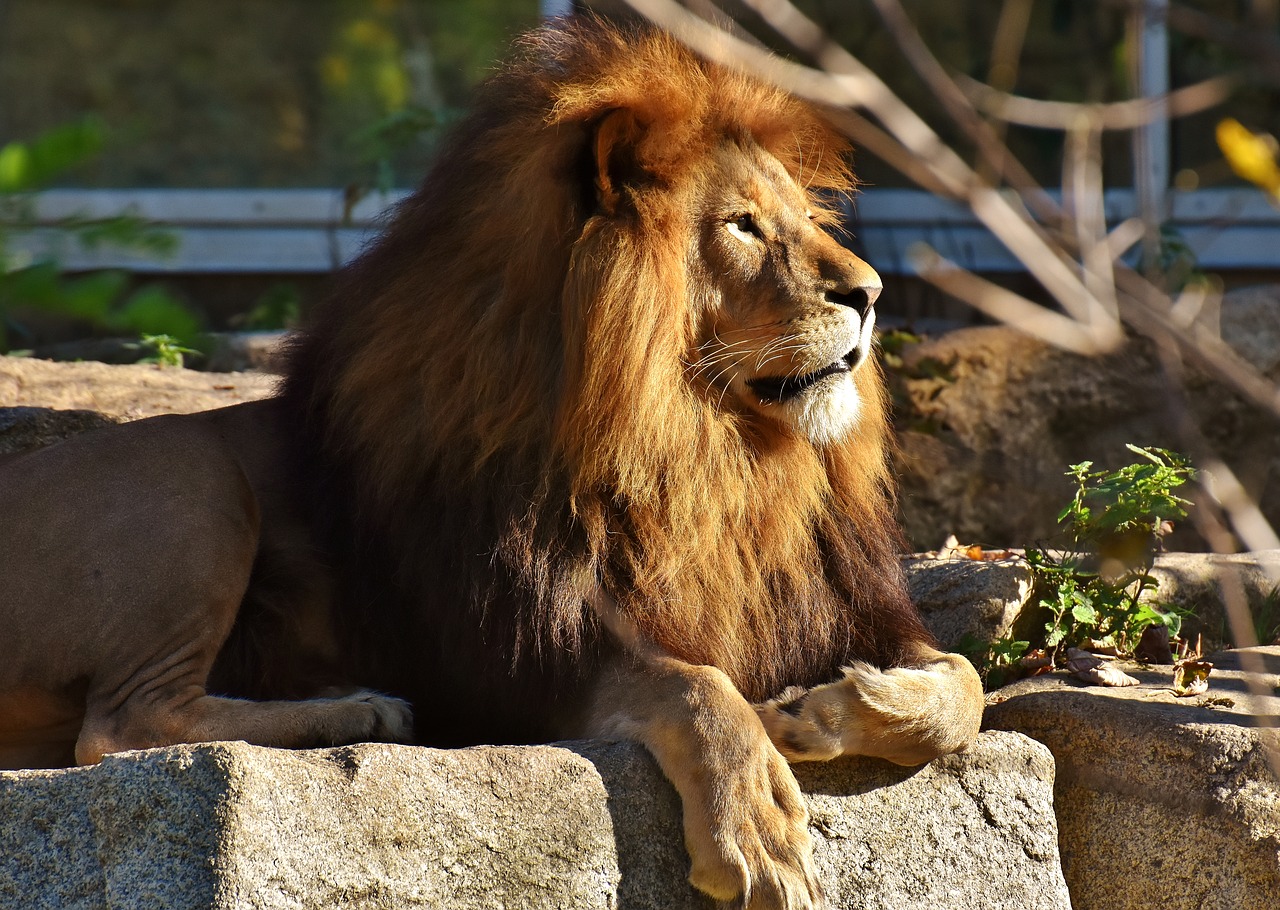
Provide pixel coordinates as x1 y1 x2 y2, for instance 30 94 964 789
903 555 1034 651
890 321 1280 551
0 406 117 457
1148 550 1280 644
985 646 1280 910
0 355 274 420
0 732 1068 910
1218 284 1280 379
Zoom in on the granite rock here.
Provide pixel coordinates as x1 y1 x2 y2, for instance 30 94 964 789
903 555 1034 651
890 322 1280 552
0 732 1068 910
985 646 1280 910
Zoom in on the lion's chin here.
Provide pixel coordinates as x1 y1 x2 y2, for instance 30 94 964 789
762 371 862 445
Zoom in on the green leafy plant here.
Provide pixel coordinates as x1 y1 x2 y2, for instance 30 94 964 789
230 283 301 332
973 445 1197 687
1255 585 1280 646
137 333 200 368
0 119 199 355
349 106 441 197
1031 445 1196 655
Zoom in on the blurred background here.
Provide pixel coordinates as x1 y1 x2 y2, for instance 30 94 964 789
2 0 1277 334
2 0 1279 567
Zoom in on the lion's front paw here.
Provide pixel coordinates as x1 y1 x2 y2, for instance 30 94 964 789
755 685 845 763
685 738 824 910
756 651 985 767
346 690 415 743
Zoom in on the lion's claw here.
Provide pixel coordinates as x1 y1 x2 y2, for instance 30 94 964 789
685 736 824 910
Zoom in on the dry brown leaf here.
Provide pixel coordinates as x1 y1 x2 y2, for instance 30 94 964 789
1015 649 1054 676
933 534 1015 561
1134 625 1174 665
1172 659 1213 697
1065 647 1140 687
1175 634 1204 662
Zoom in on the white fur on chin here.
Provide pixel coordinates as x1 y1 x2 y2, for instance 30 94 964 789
780 371 861 445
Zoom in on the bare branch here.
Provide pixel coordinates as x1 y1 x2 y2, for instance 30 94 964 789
623 0 1122 346
960 74 1236 131
909 246 1114 355
864 0 1059 218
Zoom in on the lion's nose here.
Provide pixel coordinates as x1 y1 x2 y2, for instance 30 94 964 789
825 282 880 319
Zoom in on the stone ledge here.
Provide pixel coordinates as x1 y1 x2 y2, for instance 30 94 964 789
985 647 1280 910
0 731 1068 910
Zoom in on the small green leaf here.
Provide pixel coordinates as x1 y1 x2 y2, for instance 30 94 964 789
1071 601 1099 625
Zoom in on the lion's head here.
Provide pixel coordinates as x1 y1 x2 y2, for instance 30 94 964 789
682 137 882 445
288 20 921 707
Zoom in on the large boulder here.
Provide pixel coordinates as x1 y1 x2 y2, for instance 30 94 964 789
985 647 1280 910
891 287 1280 550
903 550 1280 652
1147 550 1280 645
0 406 117 457
904 554 1034 650
0 732 1068 910
1217 284 1280 379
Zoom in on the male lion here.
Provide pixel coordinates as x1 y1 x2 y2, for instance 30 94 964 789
0 20 983 909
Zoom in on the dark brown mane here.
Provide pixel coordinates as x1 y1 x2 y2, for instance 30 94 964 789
283 18 930 742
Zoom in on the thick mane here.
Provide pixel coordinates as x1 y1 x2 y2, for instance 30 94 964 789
285 19 927 723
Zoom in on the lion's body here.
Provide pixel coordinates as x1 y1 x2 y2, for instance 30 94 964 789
279 23 925 714
0 20 982 907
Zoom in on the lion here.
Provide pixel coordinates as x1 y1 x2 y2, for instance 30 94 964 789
0 19 983 909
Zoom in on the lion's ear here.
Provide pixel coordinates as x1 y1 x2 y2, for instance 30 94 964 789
592 108 647 216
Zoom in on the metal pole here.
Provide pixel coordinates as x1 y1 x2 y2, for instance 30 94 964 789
540 0 576 18
1131 0 1170 274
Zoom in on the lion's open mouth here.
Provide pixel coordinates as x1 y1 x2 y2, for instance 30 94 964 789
748 348 862 403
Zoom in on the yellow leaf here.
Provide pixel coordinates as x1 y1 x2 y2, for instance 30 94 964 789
1216 118 1280 200
0 142 31 192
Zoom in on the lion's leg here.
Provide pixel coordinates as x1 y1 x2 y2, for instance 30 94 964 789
75 689 412 765
70 530 412 766
585 655 823 910
754 643 983 766
70 508 411 765
0 415 414 767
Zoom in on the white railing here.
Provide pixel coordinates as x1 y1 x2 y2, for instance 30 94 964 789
8 187 1278 277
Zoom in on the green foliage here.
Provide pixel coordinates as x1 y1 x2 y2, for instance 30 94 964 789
349 106 441 196
232 283 302 332
1033 445 1195 657
0 119 104 193
877 328 922 370
0 120 200 356
1058 445 1195 543
973 446 1197 687
137 334 200 369
1137 223 1223 297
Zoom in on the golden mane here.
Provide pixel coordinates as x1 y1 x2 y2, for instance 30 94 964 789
286 19 924 706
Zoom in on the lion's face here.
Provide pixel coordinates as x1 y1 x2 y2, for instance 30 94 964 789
688 140 881 445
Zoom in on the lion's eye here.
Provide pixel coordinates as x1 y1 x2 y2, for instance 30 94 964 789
726 213 761 243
